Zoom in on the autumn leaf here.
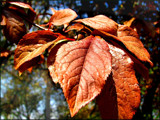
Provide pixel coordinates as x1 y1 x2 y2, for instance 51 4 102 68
51 35 112 116
47 42 67 83
124 17 156 38
49 8 78 26
74 15 118 35
65 23 85 32
92 29 150 80
14 30 64 73
97 44 140 119
65 23 92 40
8 1 36 28
1 9 26 44
117 25 153 66
18 55 44 75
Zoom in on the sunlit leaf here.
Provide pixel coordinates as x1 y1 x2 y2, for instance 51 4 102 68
49 8 78 26
74 15 118 35
92 29 150 80
52 35 112 116
124 17 156 38
97 44 140 119
117 25 153 66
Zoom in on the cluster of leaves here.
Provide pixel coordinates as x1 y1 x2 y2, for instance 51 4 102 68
1 1 153 119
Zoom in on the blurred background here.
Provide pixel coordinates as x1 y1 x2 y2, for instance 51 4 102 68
0 0 159 119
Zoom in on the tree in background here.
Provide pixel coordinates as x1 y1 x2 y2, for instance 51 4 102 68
0 0 159 119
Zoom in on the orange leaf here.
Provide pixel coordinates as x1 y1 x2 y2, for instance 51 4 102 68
92 29 150 80
14 30 62 73
117 25 153 66
2 9 27 44
74 15 118 35
124 17 156 38
97 44 140 119
49 8 78 26
52 36 112 116
47 42 67 83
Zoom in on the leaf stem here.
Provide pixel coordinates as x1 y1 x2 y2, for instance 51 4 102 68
23 17 53 31
12 10 53 31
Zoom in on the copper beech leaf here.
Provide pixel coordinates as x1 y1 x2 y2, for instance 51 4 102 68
14 30 64 73
74 15 118 35
49 8 78 26
97 44 140 119
117 25 153 66
2 9 26 44
51 36 112 116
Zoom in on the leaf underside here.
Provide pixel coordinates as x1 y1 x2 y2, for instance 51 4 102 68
51 35 112 116
14 30 60 72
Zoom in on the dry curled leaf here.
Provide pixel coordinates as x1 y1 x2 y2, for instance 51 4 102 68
2 9 26 44
51 36 112 116
97 44 140 119
74 15 118 35
14 30 62 73
49 8 78 26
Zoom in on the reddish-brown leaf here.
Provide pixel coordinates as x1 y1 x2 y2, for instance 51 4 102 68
47 42 67 83
8 2 36 28
49 8 78 26
74 15 118 35
117 25 153 66
124 17 156 38
92 29 150 80
2 9 27 44
18 55 44 75
97 44 141 119
52 36 112 116
14 30 62 73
